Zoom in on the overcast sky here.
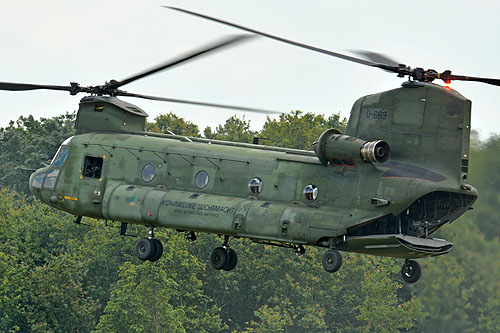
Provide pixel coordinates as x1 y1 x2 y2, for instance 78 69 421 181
1 0 499 139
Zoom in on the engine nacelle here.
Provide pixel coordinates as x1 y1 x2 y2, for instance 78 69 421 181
313 129 390 166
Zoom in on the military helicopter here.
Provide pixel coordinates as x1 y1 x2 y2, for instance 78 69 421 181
3 7 498 284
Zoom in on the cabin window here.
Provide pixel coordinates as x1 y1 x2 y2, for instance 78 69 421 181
83 156 103 179
304 184 318 201
248 177 263 195
141 164 156 182
194 170 209 189
43 169 60 189
31 172 46 189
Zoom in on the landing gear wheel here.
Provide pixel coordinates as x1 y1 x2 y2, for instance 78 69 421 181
210 247 229 270
186 231 197 242
322 249 342 273
149 239 163 262
401 260 421 283
134 238 154 261
223 248 238 271
295 245 306 256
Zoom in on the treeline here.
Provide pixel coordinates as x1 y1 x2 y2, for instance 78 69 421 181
0 111 498 332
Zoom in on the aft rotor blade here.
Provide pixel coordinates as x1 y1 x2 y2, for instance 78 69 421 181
165 6 384 68
0 81 75 93
350 50 400 67
117 91 283 114
115 34 254 89
448 74 500 87
165 7 500 87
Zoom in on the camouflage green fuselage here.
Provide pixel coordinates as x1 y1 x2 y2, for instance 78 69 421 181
30 82 478 259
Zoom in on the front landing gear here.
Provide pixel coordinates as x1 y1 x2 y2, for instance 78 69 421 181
210 236 238 271
401 259 421 283
134 238 163 261
322 249 342 273
134 227 163 262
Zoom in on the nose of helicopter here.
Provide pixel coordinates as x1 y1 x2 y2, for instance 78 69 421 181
29 167 48 198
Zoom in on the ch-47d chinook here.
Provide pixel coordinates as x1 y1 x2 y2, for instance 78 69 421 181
3 13 498 284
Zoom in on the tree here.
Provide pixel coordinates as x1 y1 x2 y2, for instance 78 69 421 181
0 113 75 193
260 110 346 150
464 134 500 238
478 291 500 332
1 109 499 332
204 115 257 143
0 189 102 331
96 231 222 333
147 113 200 137
409 135 500 332
95 262 185 333
193 235 425 333
0 251 27 332
25 253 99 332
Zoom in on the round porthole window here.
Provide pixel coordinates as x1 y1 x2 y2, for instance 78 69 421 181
195 170 209 189
304 184 318 201
141 164 156 182
248 177 263 195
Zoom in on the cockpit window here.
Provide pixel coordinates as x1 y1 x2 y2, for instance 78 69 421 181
43 169 60 189
51 136 73 167
53 148 68 167
31 172 46 189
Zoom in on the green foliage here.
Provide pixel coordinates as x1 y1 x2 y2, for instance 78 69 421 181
0 113 75 193
147 113 200 137
0 251 26 332
96 262 185 333
260 110 347 150
26 253 99 332
409 135 500 332
478 291 500 332
0 111 499 332
465 134 500 238
204 115 257 143
355 257 425 333
96 232 223 333
192 236 423 333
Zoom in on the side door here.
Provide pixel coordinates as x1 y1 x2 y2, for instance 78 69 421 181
78 154 107 218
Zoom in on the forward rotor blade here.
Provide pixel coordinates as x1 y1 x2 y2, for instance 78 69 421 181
0 81 75 92
114 34 254 89
117 91 283 114
165 6 381 68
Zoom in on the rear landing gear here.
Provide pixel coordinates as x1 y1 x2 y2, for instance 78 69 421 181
134 227 163 262
150 239 163 262
210 236 238 271
322 249 342 273
224 248 238 271
401 259 421 283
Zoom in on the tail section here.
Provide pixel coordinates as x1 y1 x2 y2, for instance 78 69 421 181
344 81 471 189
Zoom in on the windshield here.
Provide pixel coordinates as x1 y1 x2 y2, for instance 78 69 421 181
51 136 73 166
31 172 46 189
52 148 68 167
43 169 60 189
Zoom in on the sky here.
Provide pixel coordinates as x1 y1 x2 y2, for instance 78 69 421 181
1 0 499 139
